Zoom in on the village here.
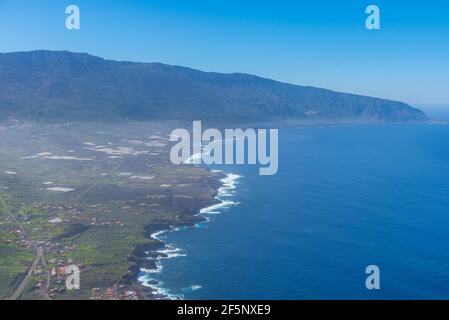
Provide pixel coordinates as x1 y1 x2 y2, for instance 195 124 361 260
0 122 219 299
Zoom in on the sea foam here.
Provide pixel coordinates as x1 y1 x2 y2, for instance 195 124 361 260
137 172 241 300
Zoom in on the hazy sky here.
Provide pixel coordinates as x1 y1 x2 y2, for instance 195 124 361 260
0 0 448 108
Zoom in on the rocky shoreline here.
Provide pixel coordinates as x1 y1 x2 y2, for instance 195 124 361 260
123 173 224 300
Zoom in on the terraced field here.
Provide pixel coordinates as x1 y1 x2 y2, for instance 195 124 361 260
0 121 220 300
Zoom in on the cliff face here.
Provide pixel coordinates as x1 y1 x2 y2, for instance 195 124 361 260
0 50 427 122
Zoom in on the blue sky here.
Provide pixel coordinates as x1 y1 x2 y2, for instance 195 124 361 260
0 0 448 108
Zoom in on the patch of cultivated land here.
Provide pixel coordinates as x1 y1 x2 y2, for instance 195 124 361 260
0 121 220 300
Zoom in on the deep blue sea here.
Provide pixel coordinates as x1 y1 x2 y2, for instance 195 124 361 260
141 123 449 299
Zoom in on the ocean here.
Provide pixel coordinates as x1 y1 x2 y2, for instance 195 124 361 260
139 123 449 299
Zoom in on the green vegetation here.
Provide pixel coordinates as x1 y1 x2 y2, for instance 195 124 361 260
0 242 34 299
0 50 427 123
0 122 219 300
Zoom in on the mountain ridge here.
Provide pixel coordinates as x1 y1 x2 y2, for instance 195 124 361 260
0 50 427 123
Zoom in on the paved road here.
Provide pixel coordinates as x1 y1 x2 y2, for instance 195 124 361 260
3 155 128 299
9 250 41 300
39 248 51 300
0 194 50 300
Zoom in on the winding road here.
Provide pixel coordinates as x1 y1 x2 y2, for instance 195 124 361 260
0 194 50 300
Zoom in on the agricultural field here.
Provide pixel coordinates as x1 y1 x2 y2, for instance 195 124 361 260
0 121 219 300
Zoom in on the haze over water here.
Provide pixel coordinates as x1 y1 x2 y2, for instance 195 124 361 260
149 124 449 299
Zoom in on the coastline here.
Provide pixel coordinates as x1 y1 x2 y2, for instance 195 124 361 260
129 171 240 300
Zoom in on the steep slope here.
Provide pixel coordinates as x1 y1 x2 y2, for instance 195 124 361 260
0 50 427 122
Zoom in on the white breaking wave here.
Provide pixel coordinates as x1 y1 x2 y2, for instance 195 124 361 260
158 246 187 259
190 285 202 291
199 200 237 214
138 172 241 300
182 284 202 292
137 273 183 299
